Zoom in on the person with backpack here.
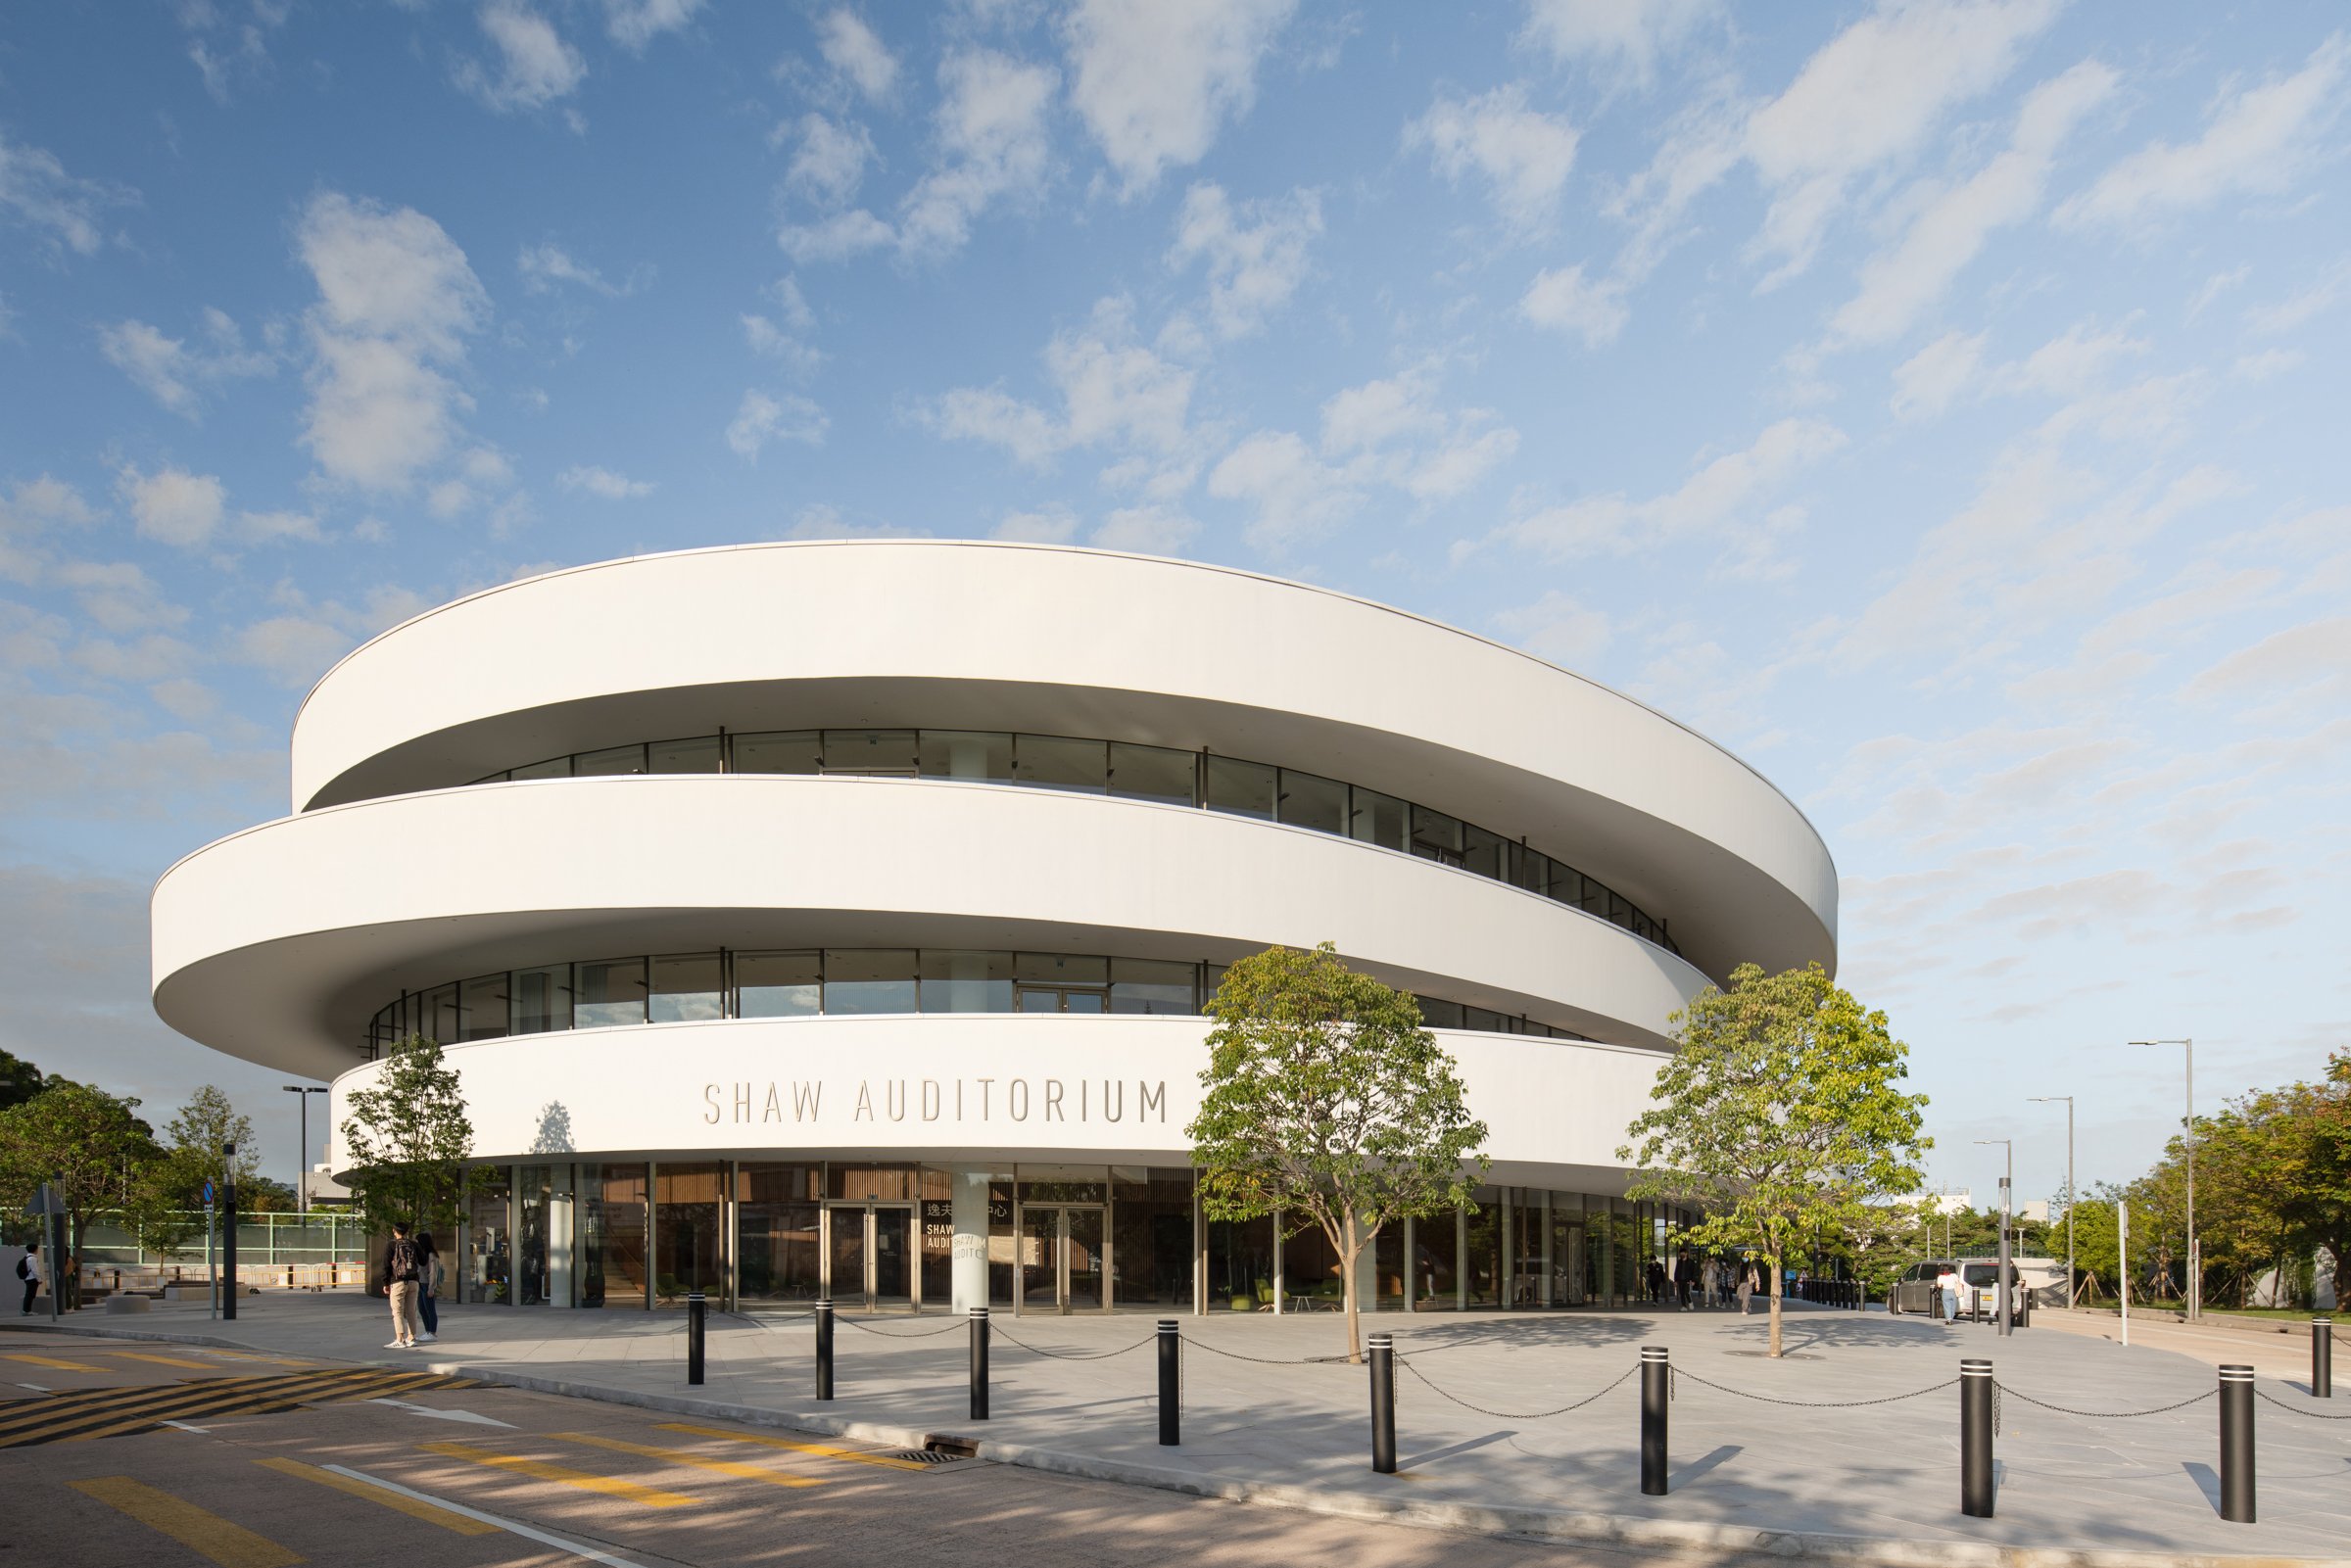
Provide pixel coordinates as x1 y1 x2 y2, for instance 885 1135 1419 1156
381 1221 424 1349
414 1230 441 1344
17 1240 39 1314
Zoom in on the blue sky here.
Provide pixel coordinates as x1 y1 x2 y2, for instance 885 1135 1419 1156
2 0 2344 1208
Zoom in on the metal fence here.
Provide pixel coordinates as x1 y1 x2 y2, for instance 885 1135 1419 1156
68 1210 366 1271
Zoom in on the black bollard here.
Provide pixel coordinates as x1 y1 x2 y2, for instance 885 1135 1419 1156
687 1293 706 1385
1960 1358 1993 1517
969 1307 990 1421
1640 1346 1669 1496
2219 1364 2255 1524
1368 1333 1397 1474
814 1299 835 1401
2314 1319 2331 1399
220 1145 238 1323
1158 1320 1180 1447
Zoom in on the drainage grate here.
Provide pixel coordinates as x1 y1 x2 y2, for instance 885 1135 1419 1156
919 1435 981 1460
887 1448 966 1465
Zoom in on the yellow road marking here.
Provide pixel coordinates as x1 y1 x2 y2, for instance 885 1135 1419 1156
255 1457 499 1534
4 1354 100 1371
418 1440 697 1508
101 1351 219 1370
551 1431 823 1488
69 1475 304 1567
206 1352 318 1367
654 1421 936 1471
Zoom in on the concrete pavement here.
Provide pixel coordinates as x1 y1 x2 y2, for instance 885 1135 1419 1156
9 1296 2349 1565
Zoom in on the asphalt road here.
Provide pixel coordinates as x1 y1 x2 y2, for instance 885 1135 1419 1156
0 1334 1780 1568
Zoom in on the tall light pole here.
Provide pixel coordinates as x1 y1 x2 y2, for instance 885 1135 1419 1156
1976 1138 2013 1335
2129 1038 2195 1320
282 1086 327 1213
2030 1095 2074 1307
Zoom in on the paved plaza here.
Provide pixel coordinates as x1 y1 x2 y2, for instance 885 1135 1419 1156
10 1296 2347 1563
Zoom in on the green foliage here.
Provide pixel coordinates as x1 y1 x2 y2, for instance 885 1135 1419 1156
1187 943 1488 1360
1618 962 1929 1355
157 1085 263 1210
0 1079 187 1272
0 1048 46 1112
339 1035 475 1241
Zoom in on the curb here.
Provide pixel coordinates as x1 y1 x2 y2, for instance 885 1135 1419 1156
6 1317 2345 1568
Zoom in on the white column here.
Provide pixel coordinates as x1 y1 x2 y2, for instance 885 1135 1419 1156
949 1166 990 1313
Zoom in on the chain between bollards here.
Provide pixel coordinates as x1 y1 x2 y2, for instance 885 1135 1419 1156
1960 1358 1994 1518
1639 1347 1669 1496
687 1292 706 1386
2315 1318 2332 1400
1368 1333 1397 1474
1157 1320 1180 1447
814 1299 835 1401
2219 1364 2255 1524
969 1307 990 1421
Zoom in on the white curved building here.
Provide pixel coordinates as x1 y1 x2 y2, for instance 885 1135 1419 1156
152 542 1837 1316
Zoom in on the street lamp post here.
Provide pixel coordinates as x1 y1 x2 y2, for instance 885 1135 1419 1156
2129 1039 2195 1320
2029 1095 2075 1307
281 1086 327 1213
1976 1139 2013 1336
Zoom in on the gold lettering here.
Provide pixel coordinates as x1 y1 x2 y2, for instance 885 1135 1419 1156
734 1082 751 1123
1044 1079 1064 1120
1104 1079 1123 1122
1139 1080 1165 1122
922 1079 940 1120
855 1081 875 1121
763 1084 783 1122
976 1077 994 1118
887 1080 907 1122
793 1081 822 1121
1009 1079 1029 1120
701 1084 721 1124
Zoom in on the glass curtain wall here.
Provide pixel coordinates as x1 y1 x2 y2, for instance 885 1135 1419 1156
736 1164 821 1303
464 1167 511 1306
580 1163 648 1309
653 1164 726 1305
1109 1168 1194 1309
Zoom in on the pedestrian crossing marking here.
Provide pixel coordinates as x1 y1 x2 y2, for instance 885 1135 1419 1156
551 1430 824 1488
256 1456 501 1534
4 1354 101 1371
70 1475 305 1567
654 1421 939 1471
419 1440 698 1508
0 1368 479 1448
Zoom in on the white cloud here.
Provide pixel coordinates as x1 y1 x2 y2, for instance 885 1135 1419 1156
1891 330 1987 421
236 509 321 544
517 242 647 297
1520 262 1628 346
1166 183 1320 340
456 1 587 115
741 312 822 377
783 114 877 208
1518 0 1715 82
1823 61 2116 349
1063 0 1297 195
778 208 895 262
116 465 226 549
2058 34 2349 232
558 464 654 498
0 130 124 258
726 389 828 460
899 49 1059 259
296 191 490 492
2231 348 2304 382
1208 430 1358 554
1744 0 2062 283
1492 589 1612 667
604 0 702 52
2183 615 2351 711
990 506 1079 544
1406 84 1580 232
1092 503 1199 555
1495 417 1845 560
98 310 274 418
817 10 897 101
931 299 1194 468
2243 259 2351 336
1318 365 1519 499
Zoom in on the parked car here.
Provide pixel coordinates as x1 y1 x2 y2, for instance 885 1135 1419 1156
1888 1259 1961 1314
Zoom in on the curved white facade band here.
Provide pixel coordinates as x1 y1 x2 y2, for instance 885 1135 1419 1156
153 542 1837 1317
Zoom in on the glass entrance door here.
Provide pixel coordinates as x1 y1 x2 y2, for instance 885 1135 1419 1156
826 1203 917 1311
1018 1206 1107 1313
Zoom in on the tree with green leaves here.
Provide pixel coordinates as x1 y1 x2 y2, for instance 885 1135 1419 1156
1619 962 1929 1357
0 1048 46 1112
0 1080 185 1296
339 1035 475 1244
1187 943 1488 1362
158 1085 262 1210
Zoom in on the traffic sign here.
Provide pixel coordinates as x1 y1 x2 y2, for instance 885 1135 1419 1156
202 1179 215 1206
